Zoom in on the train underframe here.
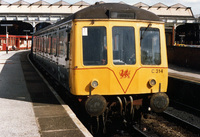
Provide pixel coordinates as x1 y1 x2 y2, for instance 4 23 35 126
78 92 169 134
32 55 169 134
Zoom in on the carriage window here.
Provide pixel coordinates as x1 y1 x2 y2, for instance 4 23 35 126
39 37 42 51
66 32 70 60
112 27 135 65
82 27 107 65
42 37 44 52
58 31 66 56
36 37 39 51
52 33 57 55
140 27 161 65
43 36 47 52
48 35 52 54
45 36 48 53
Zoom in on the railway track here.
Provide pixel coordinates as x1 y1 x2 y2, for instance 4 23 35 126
131 124 158 137
170 100 200 117
162 111 200 135
141 107 200 137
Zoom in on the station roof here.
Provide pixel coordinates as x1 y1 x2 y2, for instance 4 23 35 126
0 1 194 20
32 0 50 6
72 1 90 6
152 3 168 8
119 1 127 4
171 3 187 8
13 0 30 5
133 2 193 18
52 0 70 6
134 2 149 8
0 0 9 5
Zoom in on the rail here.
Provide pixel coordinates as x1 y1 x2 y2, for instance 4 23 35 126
162 111 200 135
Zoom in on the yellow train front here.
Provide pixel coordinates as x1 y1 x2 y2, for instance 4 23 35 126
69 3 169 116
32 3 169 119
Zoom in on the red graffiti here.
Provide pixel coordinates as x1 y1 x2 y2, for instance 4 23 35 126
119 69 130 79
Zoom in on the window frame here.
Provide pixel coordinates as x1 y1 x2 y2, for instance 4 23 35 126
82 26 107 66
112 26 136 65
140 27 161 65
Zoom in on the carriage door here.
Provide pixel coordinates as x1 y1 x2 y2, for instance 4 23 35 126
57 29 69 87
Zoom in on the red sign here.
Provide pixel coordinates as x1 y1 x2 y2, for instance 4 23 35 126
119 69 130 79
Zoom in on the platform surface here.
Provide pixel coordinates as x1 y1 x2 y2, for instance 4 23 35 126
0 51 40 136
0 51 92 137
168 64 200 83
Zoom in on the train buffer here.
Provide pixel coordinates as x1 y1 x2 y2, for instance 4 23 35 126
168 64 200 84
0 50 92 137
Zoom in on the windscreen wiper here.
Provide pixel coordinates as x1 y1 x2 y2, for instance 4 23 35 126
140 23 152 40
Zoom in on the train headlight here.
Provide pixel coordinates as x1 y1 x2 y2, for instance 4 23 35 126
149 79 156 87
91 79 99 88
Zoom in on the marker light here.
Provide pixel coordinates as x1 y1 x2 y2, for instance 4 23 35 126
149 79 156 87
91 79 99 88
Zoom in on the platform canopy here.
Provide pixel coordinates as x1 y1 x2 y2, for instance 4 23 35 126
12 0 30 5
72 1 90 6
52 0 70 6
0 0 9 5
133 2 193 18
0 1 197 27
32 0 50 6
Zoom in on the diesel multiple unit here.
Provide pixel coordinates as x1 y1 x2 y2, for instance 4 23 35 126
32 3 169 122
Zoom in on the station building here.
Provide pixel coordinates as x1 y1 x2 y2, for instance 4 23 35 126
0 0 198 50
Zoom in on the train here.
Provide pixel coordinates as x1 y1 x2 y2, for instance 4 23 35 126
0 35 32 51
31 3 169 132
175 23 200 47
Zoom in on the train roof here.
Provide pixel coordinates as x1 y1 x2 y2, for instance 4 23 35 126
34 3 160 35
70 3 160 21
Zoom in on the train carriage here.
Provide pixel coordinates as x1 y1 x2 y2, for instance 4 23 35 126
32 3 169 124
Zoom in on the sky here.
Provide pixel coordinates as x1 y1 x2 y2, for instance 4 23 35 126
6 0 200 15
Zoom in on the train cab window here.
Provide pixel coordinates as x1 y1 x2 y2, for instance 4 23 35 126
82 27 107 65
112 27 135 65
140 27 161 65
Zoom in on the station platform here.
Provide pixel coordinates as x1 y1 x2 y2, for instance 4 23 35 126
0 50 92 137
168 64 200 83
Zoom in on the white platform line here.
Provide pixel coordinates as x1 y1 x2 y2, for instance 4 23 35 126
27 54 93 137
